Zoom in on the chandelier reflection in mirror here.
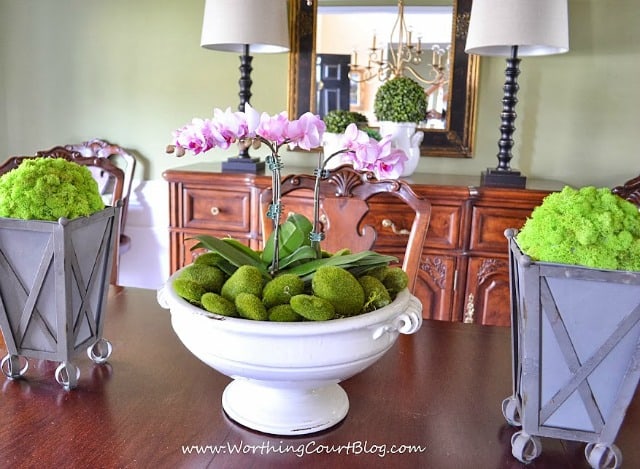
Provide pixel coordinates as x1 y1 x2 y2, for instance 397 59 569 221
349 0 450 85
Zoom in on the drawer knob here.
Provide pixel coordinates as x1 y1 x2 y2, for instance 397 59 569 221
382 218 410 236
210 207 220 216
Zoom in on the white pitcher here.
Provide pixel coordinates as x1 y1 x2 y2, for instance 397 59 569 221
378 122 424 177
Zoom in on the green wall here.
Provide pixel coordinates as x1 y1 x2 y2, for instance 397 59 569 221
0 0 638 188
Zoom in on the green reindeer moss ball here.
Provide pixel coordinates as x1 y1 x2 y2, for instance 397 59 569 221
268 304 303 322
382 267 409 296
0 157 105 221
173 279 207 304
179 264 226 293
359 275 392 312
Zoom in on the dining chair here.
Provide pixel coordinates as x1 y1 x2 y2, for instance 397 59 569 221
0 149 125 286
613 173 640 208
260 165 431 293
63 139 137 253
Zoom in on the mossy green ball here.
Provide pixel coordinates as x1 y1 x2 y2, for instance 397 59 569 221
221 265 264 302
359 275 392 312
290 294 336 321
262 273 305 308
173 278 206 304
201 292 237 317
194 252 226 268
311 265 364 317
235 292 268 321
268 304 303 322
179 264 225 293
382 267 409 296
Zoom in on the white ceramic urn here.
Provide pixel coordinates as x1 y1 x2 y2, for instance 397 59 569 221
378 121 424 177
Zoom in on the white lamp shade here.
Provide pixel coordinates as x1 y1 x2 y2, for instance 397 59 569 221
465 0 569 57
201 0 289 53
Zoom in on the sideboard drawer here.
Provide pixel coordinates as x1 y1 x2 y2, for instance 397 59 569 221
183 187 251 232
469 206 531 253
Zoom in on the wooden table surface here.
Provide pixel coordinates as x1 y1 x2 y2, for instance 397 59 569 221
0 287 638 469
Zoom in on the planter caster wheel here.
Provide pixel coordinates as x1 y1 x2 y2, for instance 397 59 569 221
511 431 542 464
87 338 112 365
55 362 80 390
585 443 622 469
1 354 28 379
502 395 522 426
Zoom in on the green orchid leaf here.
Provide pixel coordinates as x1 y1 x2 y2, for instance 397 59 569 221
286 213 313 246
222 237 263 263
261 219 306 264
191 235 270 278
277 245 318 269
283 251 397 279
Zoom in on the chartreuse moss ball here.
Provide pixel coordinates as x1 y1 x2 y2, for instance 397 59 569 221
290 294 336 321
173 279 206 304
178 264 225 293
201 292 237 317
0 157 105 221
359 275 392 312
235 293 268 321
221 265 264 302
311 265 364 317
268 304 303 322
262 273 305 308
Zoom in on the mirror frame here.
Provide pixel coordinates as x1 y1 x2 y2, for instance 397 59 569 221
287 0 479 158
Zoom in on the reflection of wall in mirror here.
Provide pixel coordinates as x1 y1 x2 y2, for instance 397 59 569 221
317 6 452 124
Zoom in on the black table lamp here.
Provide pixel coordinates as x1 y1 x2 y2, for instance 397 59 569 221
200 0 290 173
465 0 569 188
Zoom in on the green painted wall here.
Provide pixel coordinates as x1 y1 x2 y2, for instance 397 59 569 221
0 0 638 188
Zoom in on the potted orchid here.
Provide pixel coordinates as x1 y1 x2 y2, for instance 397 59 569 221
159 104 422 436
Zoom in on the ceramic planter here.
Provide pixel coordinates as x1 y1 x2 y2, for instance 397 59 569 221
158 270 422 436
0 206 120 389
503 229 640 469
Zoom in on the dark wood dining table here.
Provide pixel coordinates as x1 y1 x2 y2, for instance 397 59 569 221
0 286 638 468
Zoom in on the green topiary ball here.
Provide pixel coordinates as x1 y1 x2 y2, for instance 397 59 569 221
0 158 105 221
373 76 427 123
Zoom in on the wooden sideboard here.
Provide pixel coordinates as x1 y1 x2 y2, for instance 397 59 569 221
163 163 564 326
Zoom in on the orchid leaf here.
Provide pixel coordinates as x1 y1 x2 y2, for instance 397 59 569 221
261 218 306 264
277 245 318 269
283 251 397 281
191 235 271 279
222 237 263 263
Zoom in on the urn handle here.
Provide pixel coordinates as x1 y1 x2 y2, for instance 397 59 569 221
372 294 423 340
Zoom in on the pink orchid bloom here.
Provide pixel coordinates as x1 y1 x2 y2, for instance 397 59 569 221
172 118 215 155
288 112 325 151
243 103 261 137
257 111 290 146
374 148 407 179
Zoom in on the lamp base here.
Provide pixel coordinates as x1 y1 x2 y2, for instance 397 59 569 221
481 168 527 188
222 157 265 174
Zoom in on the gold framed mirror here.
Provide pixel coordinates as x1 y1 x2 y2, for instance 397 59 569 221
287 0 478 158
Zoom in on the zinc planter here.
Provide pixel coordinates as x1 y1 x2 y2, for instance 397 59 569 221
158 269 423 436
0 205 120 389
503 229 640 469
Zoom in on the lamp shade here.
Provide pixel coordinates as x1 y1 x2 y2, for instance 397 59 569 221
201 0 289 53
465 0 569 57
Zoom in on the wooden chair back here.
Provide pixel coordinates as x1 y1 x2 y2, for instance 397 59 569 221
260 165 431 293
64 139 137 235
613 174 640 208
